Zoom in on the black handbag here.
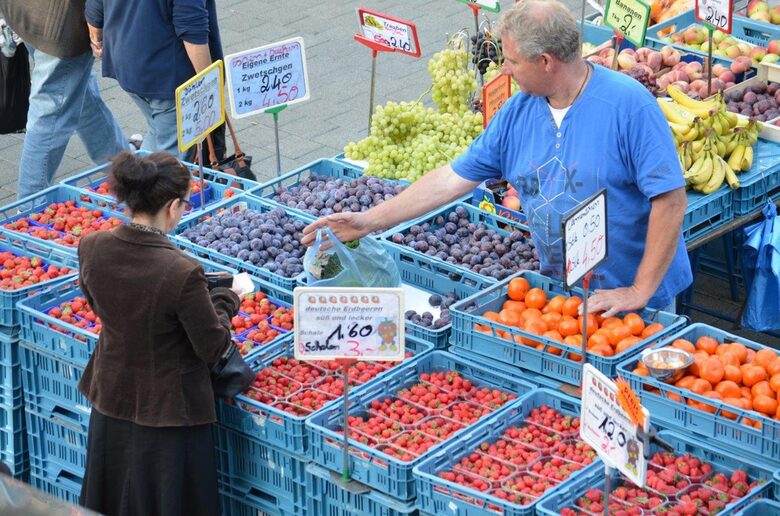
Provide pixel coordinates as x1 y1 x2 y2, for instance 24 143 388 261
210 342 254 398
0 42 29 134
203 115 257 182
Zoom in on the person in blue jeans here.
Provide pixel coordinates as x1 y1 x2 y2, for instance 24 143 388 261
86 0 223 158
0 0 127 200
302 0 692 317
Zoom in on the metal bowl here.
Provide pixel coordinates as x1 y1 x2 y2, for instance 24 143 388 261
640 348 694 380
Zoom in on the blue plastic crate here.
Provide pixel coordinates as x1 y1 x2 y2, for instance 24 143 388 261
20 343 90 433
28 460 82 506
382 201 534 282
684 187 735 243
414 389 596 516
447 345 572 394
0 327 21 399
305 350 536 501
216 334 433 456
776 468 780 500
171 195 309 291
0 185 127 256
26 408 87 476
0 238 77 327
618 323 780 463
218 475 304 516
538 430 775 516
733 140 780 216
214 425 307 515
307 462 417 516
386 242 495 349
449 271 685 386
333 152 365 171
247 158 408 219
736 499 780 515
0 399 26 481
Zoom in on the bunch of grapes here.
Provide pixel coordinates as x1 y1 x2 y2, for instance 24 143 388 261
428 47 477 115
624 66 658 96
344 46 483 182
471 31 502 76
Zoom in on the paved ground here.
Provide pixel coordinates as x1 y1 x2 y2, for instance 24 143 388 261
0 0 777 345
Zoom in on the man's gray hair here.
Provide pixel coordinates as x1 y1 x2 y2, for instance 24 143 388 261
496 0 581 63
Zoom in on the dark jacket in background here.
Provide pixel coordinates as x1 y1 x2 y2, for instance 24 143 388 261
85 0 224 99
76 225 240 427
0 0 90 57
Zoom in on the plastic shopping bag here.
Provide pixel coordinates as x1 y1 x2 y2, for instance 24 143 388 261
304 227 401 288
0 26 29 135
740 202 780 331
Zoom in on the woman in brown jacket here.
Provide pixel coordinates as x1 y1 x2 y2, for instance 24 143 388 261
76 151 240 515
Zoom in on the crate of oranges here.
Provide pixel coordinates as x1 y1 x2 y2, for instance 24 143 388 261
619 323 780 461
448 271 685 386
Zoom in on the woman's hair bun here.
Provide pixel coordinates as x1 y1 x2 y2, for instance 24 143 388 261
111 151 160 194
108 151 191 216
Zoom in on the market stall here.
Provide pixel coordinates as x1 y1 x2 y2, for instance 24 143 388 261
0 2 779 515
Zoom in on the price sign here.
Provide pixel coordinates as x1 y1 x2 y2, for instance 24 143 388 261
603 0 651 47
562 189 608 288
695 0 732 33
357 9 421 57
482 74 511 128
175 60 225 153
293 287 405 361
456 0 501 13
225 37 310 119
581 364 649 487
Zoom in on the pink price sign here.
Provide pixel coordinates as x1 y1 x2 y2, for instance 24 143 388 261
357 8 421 57
293 287 405 361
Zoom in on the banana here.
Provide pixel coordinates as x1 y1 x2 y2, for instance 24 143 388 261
684 153 711 186
724 137 738 156
691 138 706 154
666 85 717 118
668 121 693 135
700 155 726 194
724 161 740 189
723 110 738 129
716 139 727 158
736 116 749 128
728 144 745 171
658 98 696 125
711 116 724 137
741 146 754 171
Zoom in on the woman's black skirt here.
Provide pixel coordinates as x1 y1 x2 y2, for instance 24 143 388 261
79 409 219 516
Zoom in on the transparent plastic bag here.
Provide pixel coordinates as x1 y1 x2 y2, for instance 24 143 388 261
303 227 401 288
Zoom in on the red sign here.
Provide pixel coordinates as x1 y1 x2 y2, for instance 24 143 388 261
482 74 511 128
356 8 421 58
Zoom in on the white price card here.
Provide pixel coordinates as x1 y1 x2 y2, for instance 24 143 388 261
175 60 225 153
695 0 733 33
562 189 608 288
293 287 405 361
580 364 650 487
357 8 421 57
225 37 311 119
456 0 501 13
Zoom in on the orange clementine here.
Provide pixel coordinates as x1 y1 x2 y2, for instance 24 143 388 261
544 295 566 314
696 336 719 355
589 343 614 357
502 300 526 313
561 296 582 318
715 380 741 399
543 330 563 343
770 374 780 393
753 394 778 416
743 366 769 387
507 277 530 301
483 311 500 322
498 309 523 328
623 313 645 336
600 317 623 328
541 312 562 331
728 342 748 364
524 288 547 310
615 336 642 354
606 324 632 347
723 365 742 384
578 314 599 338
671 339 696 353
690 378 712 394
587 333 610 350
718 352 740 368
641 323 664 339
521 308 543 321
558 317 579 337
755 349 779 370
699 357 725 385
767 357 780 377
675 375 696 390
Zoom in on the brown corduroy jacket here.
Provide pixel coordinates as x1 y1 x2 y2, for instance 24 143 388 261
0 0 91 57
77 225 240 427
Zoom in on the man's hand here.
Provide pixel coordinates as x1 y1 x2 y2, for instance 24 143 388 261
584 285 651 318
301 212 374 247
87 24 103 59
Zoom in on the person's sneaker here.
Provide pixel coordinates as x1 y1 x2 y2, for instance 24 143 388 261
129 134 143 151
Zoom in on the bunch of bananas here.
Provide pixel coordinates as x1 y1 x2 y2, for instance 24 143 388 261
659 85 762 194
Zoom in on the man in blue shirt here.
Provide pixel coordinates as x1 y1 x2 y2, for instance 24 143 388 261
303 0 692 316
85 0 222 157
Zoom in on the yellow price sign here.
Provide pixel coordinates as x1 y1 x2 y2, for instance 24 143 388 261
175 60 226 153
603 0 651 48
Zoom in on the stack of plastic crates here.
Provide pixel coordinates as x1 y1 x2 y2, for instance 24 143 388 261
0 235 79 482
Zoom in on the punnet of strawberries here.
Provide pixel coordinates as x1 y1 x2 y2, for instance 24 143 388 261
230 291 295 356
0 252 73 290
3 201 122 247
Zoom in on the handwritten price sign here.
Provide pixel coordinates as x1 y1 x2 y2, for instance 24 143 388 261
357 8 421 57
603 0 651 47
581 364 649 487
695 0 732 33
456 0 501 13
482 74 511 128
293 287 405 361
225 37 310 119
175 60 225 153
562 189 608 288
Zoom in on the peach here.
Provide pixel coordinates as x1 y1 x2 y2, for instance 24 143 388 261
748 0 769 16
635 47 652 62
724 45 743 59
711 63 728 77
737 43 753 56
719 70 737 83
771 5 780 24
617 53 637 70
685 61 703 80
689 79 707 93
768 39 780 55
684 27 705 45
646 51 663 72
671 81 690 93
